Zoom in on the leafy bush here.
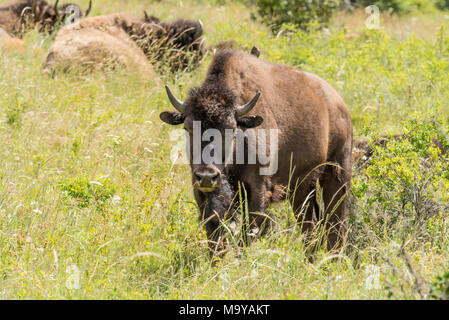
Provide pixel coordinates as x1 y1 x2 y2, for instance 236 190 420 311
352 112 449 240
58 175 116 208
436 0 449 10
431 270 449 299
251 0 338 32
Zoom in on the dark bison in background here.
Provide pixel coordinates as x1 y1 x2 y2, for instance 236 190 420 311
353 134 448 170
160 49 353 256
0 0 91 37
136 11 204 72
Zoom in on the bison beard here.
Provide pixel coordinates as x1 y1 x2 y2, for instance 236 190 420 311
197 174 262 256
195 175 236 255
205 179 234 219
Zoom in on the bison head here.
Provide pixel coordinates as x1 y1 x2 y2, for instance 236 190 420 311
142 11 160 24
160 85 263 200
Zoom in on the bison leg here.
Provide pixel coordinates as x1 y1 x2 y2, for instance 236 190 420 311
318 166 349 251
290 178 319 252
239 181 270 246
321 144 352 251
203 217 228 257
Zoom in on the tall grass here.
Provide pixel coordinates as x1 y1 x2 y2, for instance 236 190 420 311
0 0 448 299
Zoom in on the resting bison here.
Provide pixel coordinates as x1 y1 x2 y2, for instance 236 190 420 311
160 50 353 255
43 13 154 78
353 134 448 170
0 0 91 36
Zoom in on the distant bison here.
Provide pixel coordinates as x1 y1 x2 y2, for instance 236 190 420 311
160 50 353 255
135 12 204 72
43 13 154 78
353 134 448 170
0 0 92 37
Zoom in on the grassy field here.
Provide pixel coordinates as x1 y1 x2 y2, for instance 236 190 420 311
0 0 449 299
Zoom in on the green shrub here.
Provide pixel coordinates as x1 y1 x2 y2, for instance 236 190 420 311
352 112 449 240
252 0 338 32
431 270 449 299
58 175 116 209
436 0 449 10
5 95 29 127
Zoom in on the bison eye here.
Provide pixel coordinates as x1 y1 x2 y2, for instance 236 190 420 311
237 115 264 128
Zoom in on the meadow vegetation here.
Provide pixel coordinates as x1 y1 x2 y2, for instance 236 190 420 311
0 0 449 299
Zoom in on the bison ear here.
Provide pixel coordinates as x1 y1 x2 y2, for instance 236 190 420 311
159 111 185 125
237 115 264 128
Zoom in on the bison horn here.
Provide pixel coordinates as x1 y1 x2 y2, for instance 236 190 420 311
84 0 92 17
54 0 59 17
236 92 261 116
165 86 185 114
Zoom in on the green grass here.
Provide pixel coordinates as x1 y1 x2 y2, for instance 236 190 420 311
0 0 448 299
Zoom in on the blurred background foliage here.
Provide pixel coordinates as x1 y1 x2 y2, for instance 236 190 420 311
236 0 449 32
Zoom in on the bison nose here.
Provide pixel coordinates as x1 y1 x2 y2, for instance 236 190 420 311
194 169 220 192
195 171 219 184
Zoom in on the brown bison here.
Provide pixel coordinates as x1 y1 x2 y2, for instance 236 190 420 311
159 50 353 255
0 0 91 37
